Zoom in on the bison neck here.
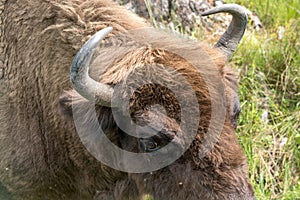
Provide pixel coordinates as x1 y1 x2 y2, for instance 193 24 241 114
0 0 76 195
0 0 6 80
0 0 146 197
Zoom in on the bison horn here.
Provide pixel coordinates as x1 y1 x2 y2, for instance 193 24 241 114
201 4 248 59
70 27 114 107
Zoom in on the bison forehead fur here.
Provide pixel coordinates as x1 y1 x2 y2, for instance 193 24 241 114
0 0 253 199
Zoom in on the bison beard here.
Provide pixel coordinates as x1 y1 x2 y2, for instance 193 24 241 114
0 0 254 200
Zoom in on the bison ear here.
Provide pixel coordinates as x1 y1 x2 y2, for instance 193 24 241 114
59 89 88 119
59 90 75 119
223 66 241 129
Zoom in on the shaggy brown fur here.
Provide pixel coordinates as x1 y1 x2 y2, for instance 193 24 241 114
0 0 253 199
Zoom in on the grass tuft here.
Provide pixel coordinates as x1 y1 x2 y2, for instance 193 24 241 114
227 0 300 199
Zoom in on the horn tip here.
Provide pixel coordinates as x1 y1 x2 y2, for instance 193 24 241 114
92 26 113 44
201 4 247 17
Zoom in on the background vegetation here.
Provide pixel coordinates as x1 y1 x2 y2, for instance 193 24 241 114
227 1 299 199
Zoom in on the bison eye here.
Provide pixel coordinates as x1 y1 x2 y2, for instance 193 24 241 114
139 138 160 152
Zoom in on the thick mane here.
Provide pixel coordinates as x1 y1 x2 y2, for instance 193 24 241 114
45 0 148 49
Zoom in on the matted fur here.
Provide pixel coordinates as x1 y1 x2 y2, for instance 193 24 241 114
0 0 253 199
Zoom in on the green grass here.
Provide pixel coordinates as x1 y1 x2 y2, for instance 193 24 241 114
142 0 299 199
226 0 300 199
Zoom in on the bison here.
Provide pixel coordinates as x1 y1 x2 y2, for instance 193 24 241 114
0 0 255 199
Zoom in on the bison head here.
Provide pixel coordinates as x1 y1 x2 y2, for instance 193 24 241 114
59 4 254 199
